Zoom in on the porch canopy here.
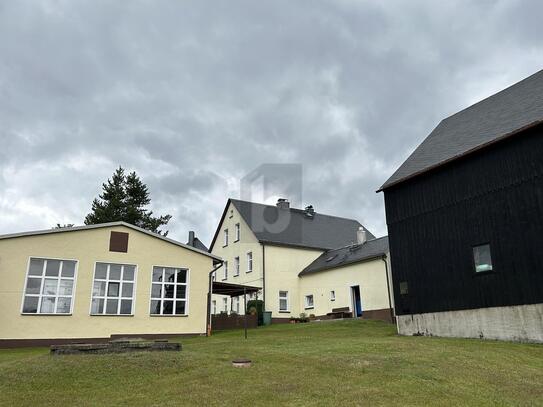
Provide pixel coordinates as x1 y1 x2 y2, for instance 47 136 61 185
212 281 261 297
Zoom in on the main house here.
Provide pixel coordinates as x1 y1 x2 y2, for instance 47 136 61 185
379 69 543 342
0 222 221 347
209 198 394 322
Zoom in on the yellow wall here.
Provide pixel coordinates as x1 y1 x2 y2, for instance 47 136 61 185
211 202 263 313
0 225 215 340
298 256 392 317
263 245 323 318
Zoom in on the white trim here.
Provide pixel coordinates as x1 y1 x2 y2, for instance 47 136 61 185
149 264 190 316
235 223 240 242
20 256 79 315
304 294 314 310
89 261 138 316
246 251 253 273
0 221 221 261
279 290 289 312
223 229 229 247
233 256 240 277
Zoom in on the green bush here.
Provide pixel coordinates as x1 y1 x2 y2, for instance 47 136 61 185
246 299 264 325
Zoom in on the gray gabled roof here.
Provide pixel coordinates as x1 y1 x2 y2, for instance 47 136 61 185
0 221 221 261
210 199 375 251
299 236 389 276
379 69 543 191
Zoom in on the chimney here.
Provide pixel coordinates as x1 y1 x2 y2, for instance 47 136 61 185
356 226 367 245
276 198 290 209
304 205 315 218
188 231 195 247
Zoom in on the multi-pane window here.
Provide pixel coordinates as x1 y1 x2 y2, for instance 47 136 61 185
223 229 229 246
150 266 189 315
234 256 240 276
279 290 289 312
305 294 314 309
91 262 136 315
247 252 253 273
235 223 240 242
233 297 240 313
473 244 493 273
212 300 217 314
223 261 228 280
22 258 77 314
330 290 336 301
223 297 228 312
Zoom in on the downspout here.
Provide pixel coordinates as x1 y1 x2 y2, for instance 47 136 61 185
207 261 224 337
382 255 395 324
262 243 266 310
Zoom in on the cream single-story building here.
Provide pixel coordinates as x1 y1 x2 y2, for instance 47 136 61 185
0 222 221 347
209 198 394 322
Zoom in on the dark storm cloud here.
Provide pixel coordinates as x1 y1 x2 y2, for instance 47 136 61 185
1 0 542 244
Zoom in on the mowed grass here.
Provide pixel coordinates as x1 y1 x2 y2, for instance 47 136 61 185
1 320 542 406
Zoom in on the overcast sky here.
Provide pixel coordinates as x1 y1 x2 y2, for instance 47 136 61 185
1 0 542 245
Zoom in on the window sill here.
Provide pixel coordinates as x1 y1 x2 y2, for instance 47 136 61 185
304 307 314 310
246 271 252 273
278 310 290 314
222 278 228 281
474 270 495 276
90 314 134 317
21 313 73 316
234 239 239 243
150 314 189 317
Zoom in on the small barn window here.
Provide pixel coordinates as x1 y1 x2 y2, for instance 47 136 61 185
399 281 408 295
330 290 336 301
473 244 493 273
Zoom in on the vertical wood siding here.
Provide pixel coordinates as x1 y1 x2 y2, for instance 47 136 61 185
384 125 543 315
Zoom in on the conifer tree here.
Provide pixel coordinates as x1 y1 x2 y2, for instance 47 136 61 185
84 167 171 236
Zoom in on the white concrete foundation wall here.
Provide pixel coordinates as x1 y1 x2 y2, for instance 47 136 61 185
397 303 543 343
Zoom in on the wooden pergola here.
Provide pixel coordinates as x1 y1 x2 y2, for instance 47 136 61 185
207 281 261 338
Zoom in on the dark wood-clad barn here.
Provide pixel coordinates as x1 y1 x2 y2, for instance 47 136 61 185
379 69 543 342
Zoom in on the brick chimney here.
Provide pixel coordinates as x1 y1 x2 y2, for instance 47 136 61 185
188 231 195 247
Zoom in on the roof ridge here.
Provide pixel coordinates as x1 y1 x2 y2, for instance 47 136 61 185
321 235 389 253
230 198 362 224
443 69 543 123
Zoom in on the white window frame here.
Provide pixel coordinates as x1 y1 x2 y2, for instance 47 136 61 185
232 296 240 313
149 265 190 316
223 297 228 312
223 229 229 247
223 261 228 280
235 223 240 242
279 290 289 312
90 262 138 316
246 252 253 273
212 299 217 314
305 294 314 309
21 256 79 315
330 290 336 301
234 256 240 277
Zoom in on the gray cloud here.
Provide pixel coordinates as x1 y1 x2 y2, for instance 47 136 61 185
1 0 542 246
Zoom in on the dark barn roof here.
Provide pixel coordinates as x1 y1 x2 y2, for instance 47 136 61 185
380 69 543 191
299 236 389 276
209 199 375 251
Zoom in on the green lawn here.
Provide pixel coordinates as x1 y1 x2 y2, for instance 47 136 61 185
1 320 542 406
